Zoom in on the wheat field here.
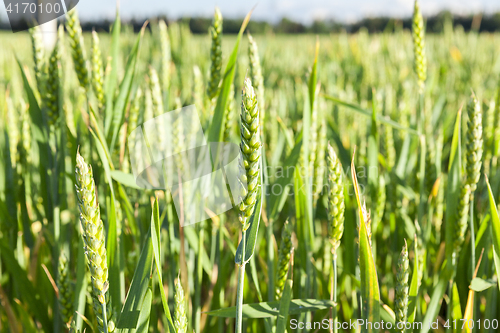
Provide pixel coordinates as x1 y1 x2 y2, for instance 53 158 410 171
1 3 500 333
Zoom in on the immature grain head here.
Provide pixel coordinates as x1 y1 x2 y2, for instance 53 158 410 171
373 176 386 230
313 119 327 206
57 252 74 325
383 124 396 172
46 28 62 125
248 34 265 114
207 8 223 100
454 184 471 257
159 20 172 91
19 104 32 169
174 277 188 333
144 87 154 123
149 67 164 118
395 241 409 332
412 0 427 93
29 26 45 89
91 31 105 111
223 83 235 142
128 88 142 137
465 93 483 191
275 220 293 300
66 9 89 89
238 78 261 230
193 65 205 122
327 143 345 258
433 173 445 233
494 82 500 154
123 88 143 173
75 152 115 332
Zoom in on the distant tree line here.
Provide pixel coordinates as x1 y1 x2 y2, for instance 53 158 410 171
2 11 500 33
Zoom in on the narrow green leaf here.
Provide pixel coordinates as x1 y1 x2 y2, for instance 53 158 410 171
111 170 142 189
407 235 419 323
448 106 463 172
116 231 153 331
351 154 380 331
235 185 263 264
0 238 51 332
151 198 175 332
420 263 453 333
451 283 462 320
308 39 319 111
445 108 462 262
135 288 152 333
109 25 146 151
485 176 500 292
91 129 119 309
16 59 51 217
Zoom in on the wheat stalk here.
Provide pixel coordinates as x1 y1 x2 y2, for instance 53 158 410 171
236 78 261 333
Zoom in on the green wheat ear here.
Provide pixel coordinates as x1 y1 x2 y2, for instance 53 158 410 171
238 78 261 230
66 8 89 89
149 67 164 118
275 220 293 300
91 30 105 112
29 26 46 92
207 7 223 101
174 277 188 333
412 0 427 93
383 124 396 172
75 152 115 332
465 92 483 191
223 83 235 142
159 20 172 93
395 241 409 332
46 26 63 126
193 65 205 122
313 119 327 207
57 252 74 325
494 82 500 155
327 143 345 258
454 183 471 257
248 33 265 118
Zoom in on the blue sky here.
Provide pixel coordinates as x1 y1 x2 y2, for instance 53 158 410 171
2 0 500 23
